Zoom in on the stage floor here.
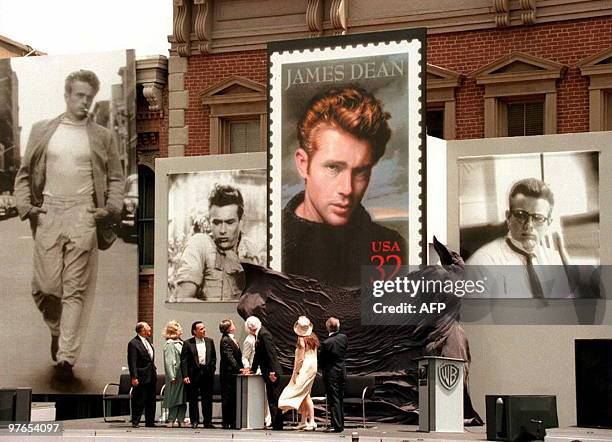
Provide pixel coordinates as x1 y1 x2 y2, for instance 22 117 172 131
59 418 488 441
2 419 610 441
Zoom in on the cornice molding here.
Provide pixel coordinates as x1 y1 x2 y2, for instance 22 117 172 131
578 46 612 78
330 0 349 35
427 64 464 89
494 0 510 27
168 1 611 55
173 0 192 57
519 0 537 25
193 0 213 54
136 56 168 111
200 76 267 106
306 0 324 36
136 56 169 85
472 51 566 85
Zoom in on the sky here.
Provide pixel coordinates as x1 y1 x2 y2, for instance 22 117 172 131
0 0 172 57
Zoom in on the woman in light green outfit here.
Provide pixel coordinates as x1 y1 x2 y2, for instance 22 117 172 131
162 320 187 427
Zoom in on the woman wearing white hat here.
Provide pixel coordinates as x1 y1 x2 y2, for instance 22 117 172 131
278 316 319 431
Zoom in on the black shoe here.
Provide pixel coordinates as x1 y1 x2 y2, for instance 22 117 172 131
324 427 343 432
51 335 59 362
145 423 156 428
131 423 139 428
191 422 199 429
204 423 215 429
55 361 74 380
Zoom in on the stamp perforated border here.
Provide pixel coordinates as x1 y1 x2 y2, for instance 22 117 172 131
267 29 427 274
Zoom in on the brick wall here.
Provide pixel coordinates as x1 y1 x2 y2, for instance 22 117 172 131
184 50 267 155
138 274 154 329
136 87 169 157
136 87 168 324
428 17 611 138
136 115 168 158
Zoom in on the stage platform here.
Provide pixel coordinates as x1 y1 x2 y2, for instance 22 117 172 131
2 418 611 441
3 417 488 441
546 427 612 441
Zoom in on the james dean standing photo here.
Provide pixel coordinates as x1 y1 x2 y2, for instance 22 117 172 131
14 69 124 380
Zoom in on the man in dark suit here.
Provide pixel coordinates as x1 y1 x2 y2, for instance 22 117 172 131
127 322 157 428
219 319 245 429
319 317 348 432
181 321 217 428
246 316 284 430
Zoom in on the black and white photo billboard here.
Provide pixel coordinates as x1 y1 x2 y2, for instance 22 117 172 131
439 132 612 305
166 166 267 302
0 50 137 393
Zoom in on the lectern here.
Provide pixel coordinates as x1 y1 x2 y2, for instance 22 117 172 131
416 356 464 433
236 374 265 429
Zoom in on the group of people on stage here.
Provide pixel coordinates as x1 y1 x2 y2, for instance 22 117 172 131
126 315 348 432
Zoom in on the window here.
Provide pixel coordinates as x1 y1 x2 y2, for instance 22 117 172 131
200 77 267 154
578 47 612 131
473 52 565 138
427 64 462 139
228 119 262 153
507 101 544 137
426 108 445 139
138 165 155 268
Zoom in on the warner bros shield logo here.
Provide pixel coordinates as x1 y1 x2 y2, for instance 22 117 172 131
438 363 460 391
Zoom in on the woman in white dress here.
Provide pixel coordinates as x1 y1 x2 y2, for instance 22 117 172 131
278 316 320 431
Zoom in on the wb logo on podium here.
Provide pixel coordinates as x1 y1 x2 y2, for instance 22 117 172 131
438 363 460 390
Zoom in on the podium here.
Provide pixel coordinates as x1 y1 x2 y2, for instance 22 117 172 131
236 374 265 429
416 356 465 433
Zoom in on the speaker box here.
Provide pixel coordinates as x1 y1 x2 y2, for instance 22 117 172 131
0 388 32 424
485 395 558 441
575 339 612 428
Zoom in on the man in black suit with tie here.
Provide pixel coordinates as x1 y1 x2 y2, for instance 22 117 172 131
219 319 245 429
319 317 348 432
246 316 284 430
127 322 157 428
181 321 217 428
